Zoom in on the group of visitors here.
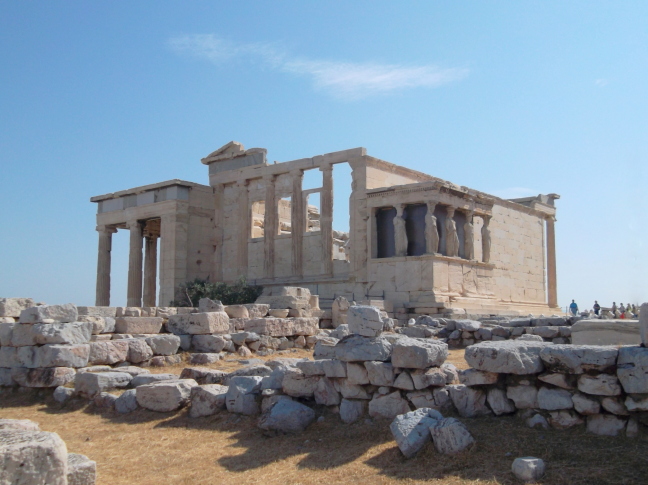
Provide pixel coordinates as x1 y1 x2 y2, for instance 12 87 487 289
569 300 639 318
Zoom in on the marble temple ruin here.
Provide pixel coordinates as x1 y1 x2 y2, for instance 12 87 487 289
91 142 560 316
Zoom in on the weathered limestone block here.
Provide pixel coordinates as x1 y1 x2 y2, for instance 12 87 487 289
17 322 93 346
35 344 90 368
77 316 107 335
334 335 392 362
601 397 629 416
145 335 180 355
167 312 229 335
537 387 573 410
411 368 447 389
19 304 77 324
486 388 516 415
0 368 13 386
390 408 442 458
571 392 600 415
346 362 370 385
321 359 347 378
198 298 225 312
365 361 394 386
115 389 139 414
459 369 498 386
123 339 153 363
340 398 367 423
368 391 411 419
526 413 549 429
0 347 19 367
258 399 316 433
586 414 626 436
447 385 490 417
88 340 129 365
75 371 132 397
10 324 38 347
313 337 339 359
225 376 263 415
244 304 269 318
337 379 372 400
577 374 622 396
617 346 648 394
0 322 15 346
93 391 118 409
548 410 583 429
191 335 227 353
455 320 480 331
625 395 648 412
225 305 249 319
189 384 228 418
391 337 448 369
136 379 198 412
464 340 551 375
114 317 163 334
244 318 291 336
67 453 96 485
77 306 117 318
130 374 177 387
179 367 227 385
0 430 68 484
0 298 35 317
511 457 545 482
189 353 221 365
114 366 150 376
347 305 384 337
295 360 325 376
314 377 340 406
429 417 475 454
53 386 74 403
539 345 618 374
532 326 559 339
11 367 75 388
506 385 538 409
537 372 575 390
332 296 350 328
0 419 40 431
282 369 318 398
223 365 272 385
393 371 415 390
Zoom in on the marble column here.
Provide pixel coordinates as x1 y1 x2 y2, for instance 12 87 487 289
445 207 459 257
481 215 491 263
143 234 158 307
126 220 143 307
320 164 334 276
425 202 439 254
394 204 408 257
263 175 277 279
464 210 475 260
237 180 249 278
95 225 117 306
290 169 304 276
546 216 558 308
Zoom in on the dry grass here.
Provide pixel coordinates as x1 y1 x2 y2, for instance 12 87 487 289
445 349 470 370
1 390 647 485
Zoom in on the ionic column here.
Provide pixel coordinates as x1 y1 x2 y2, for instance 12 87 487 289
464 210 475 260
394 204 408 257
143 234 158 307
481 215 491 263
445 207 459 257
126 220 143 307
546 216 558 308
263 175 277 279
237 179 249 278
425 202 439 254
290 169 304 276
320 164 334 276
95 225 117 306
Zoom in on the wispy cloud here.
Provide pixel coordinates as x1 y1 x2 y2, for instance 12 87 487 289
169 34 468 99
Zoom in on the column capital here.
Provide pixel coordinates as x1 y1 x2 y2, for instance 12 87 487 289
545 215 557 223
446 206 456 217
319 163 333 173
290 168 304 178
426 201 437 211
96 225 117 234
127 220 142 230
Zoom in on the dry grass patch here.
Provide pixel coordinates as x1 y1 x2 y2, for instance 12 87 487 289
2 389 647 485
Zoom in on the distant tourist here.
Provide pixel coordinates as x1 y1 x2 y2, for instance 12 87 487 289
569 299 579 316
619 303 626 313
612 302 617 314
593 301 601 315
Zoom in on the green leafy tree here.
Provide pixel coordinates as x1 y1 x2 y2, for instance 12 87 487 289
172 277 263 307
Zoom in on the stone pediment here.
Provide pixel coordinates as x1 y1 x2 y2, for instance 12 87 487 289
201 141 268 173
201 141 246 164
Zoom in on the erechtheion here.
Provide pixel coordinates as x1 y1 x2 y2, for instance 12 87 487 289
91 142 560 316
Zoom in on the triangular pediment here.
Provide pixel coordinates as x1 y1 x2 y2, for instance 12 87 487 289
204 141 245 161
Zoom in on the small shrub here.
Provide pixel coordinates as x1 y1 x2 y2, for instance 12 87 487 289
172 277 263 307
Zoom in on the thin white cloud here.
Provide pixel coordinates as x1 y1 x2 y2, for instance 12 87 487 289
168 34 468 99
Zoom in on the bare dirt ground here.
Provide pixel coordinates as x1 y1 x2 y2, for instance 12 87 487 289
1 348 647 485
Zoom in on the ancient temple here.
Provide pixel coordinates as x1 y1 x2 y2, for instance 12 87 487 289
91 142 559 316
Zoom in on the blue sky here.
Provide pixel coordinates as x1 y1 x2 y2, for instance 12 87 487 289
1 1 646 310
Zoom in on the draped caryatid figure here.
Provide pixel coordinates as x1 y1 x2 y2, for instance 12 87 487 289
464 210 475 260
481 215 491 263
445 207 459 257
425 201 439 254
394 204 408 257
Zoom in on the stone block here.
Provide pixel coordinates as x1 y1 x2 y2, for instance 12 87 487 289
537 387 573 410
617 346 648 394
130 374 178 387
571 319 641 346
282 369 318 398
125 339 154 363
189 384 228 417
136 379 198 412
464 340 551 374
244 304 269 318
258 399 316 433
88 341 129 365
577 374 622 396
77 306 117 318
53 386 74 403
75 371 132 397
537 372 574 390
334 335 392 362
511 457 545 482
486 388 516 415
167 312 229 335
321 359 347 378
393 371 415 390
539 345 618 374
198 298 225 312
346 362 370 385
0 347 19 367
411 367 447 389
114 317 163 334
337 379 371 400
339 398 367 423
506 385 538 409
447 385 490 417
0 368 13 386
390 408 442 458
67 453 96 485
19 322 93 346
368 391 411 419
572 392 600 415
295 360 325 376
191 335 227 353
313 337 339 359
347 305 384 337
365 361 394 386
0 430 67 484
35 344 90 368
0 298 34 317
601 397 629 416
458 369 498 386
548 410 583 429
19 304 77 324
391 337 448 369
586 414 626 436
429 417 475 454
189 353 221 365
115 389 139 414
180 367 227 385
314 377 340 406
0 419 40 431
12 367 76 388
225 376 263 415
0 322 15 346
145 335 180 355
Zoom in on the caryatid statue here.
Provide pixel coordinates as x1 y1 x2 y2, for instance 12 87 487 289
445 207 459 257
464 210 475 260
425 201 439 254
394 204 408 257
481 215 491 263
